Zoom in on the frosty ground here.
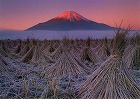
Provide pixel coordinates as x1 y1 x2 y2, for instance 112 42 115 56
0 29 140 99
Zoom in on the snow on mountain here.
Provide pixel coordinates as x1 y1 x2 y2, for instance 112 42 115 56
26 11 115 31
55 11 90 21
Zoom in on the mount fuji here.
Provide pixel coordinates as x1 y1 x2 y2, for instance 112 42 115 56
27 11 115 31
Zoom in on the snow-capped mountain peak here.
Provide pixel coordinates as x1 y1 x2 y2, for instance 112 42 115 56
55 11 90 21
27 11 114 30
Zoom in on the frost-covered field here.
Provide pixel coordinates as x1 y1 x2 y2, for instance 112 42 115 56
0 30 140 98
0 30 138 40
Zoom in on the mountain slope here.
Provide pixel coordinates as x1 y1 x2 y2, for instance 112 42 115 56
27 11 115 31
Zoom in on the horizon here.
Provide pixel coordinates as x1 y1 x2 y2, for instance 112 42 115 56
0 0 140 30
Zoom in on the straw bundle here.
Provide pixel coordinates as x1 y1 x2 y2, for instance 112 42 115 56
40 39 49 50
77 28 140 98
1 42 10 54
37 54 54 66
13 44 21 54
43 44 54 57
0 42 10 56
70 44 81 59
30 44 53 65
0 46 8 57
131 45 140 67
80 47 100 64
21 46 35 63
16 44 30 57
96 45 109 61
46 49 88 78
77 55 140 99
50 45 63 61
111 29 128 56
52 41 60 50
123 45 136 68
96 39 110 61
30 45 42 64
0 55 8 71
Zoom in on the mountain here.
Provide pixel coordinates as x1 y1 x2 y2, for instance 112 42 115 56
26 11 115 31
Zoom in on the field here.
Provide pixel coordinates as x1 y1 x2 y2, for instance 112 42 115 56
0 29 140 99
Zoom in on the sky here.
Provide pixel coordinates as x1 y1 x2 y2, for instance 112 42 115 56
0 0 140 30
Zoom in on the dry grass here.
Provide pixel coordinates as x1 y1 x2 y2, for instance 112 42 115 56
46 49 89 78
77 55 140 98
0 28 140 99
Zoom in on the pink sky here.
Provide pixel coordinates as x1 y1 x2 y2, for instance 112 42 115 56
0 0 140 30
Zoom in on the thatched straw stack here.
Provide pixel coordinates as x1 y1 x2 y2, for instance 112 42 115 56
70 44 81 59
77 55 140 98
46 48 89 78
43 44 54 58
123 45 135 68
50 44 63 61
19 39 55 64
124 45 140 68
37 53 53 66
20 39 38 63
0 55 14 73
77 28 140 98
2 41 11 53
30 44 42 64
13 43 22 54
16 44 30 57
95 38 110 61
30 43 53 65
78 38 98 63
40 39 48 50
3 45 10 54
21 46 35 63
50 37 71 61
80 47 100 64
0 45 8 57
52 41 61 50
0 55 8 72
132 45 140 67
123 33 140 68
